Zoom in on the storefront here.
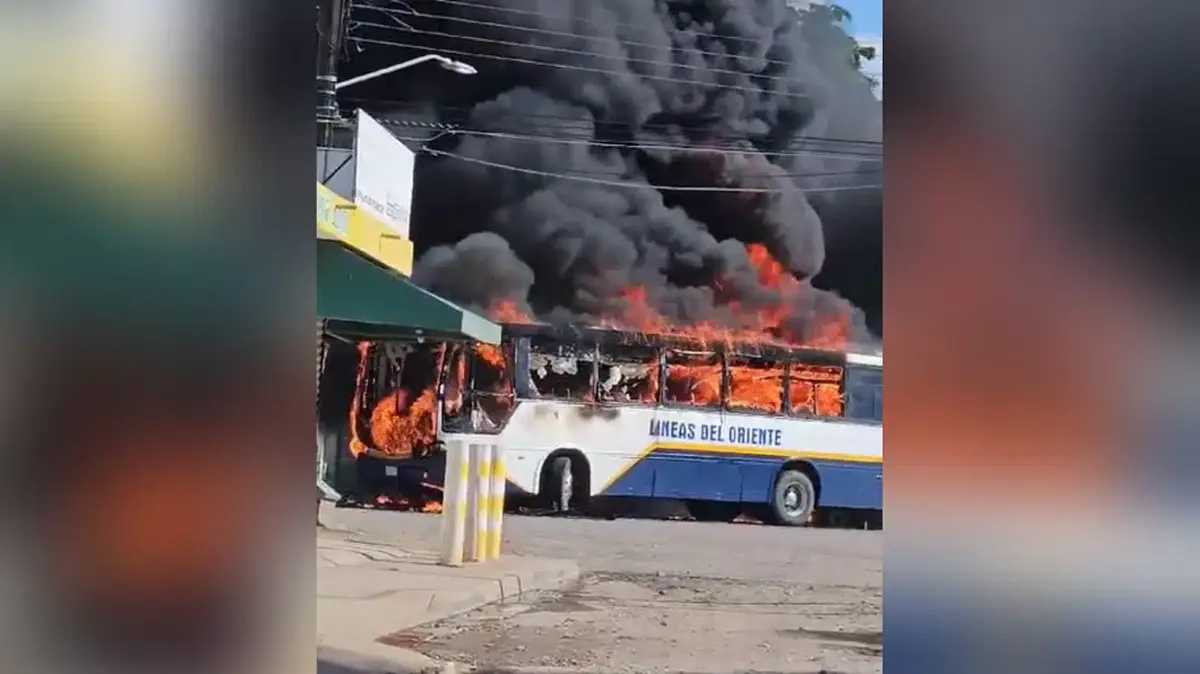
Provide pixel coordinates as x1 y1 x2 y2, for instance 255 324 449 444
317 194 499 343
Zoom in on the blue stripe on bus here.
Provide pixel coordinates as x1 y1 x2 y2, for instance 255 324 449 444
600 447 883 509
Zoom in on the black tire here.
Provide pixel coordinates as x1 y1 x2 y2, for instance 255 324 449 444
866 510 883 530
770 469 816 526
744 504 775 524
686 500 742 523
821 508 852 529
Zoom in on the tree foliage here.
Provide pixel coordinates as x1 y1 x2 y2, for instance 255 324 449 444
797 2 879 93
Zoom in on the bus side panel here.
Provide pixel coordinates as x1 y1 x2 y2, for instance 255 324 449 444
812 460 883 510
648 450 744 502
737 458 780 503
604 450 779 503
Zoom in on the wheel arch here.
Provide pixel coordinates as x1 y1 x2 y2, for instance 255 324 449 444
778 459 822 506
537 447 592 497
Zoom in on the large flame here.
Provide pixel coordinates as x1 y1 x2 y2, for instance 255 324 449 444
485 244 849 350
366 388 437 459
347 245 852 471
347 342 440 460
478 243 851 416
487 301 533 324
348 342 371 458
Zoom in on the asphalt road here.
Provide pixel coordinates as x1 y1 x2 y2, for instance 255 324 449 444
332 508 882 674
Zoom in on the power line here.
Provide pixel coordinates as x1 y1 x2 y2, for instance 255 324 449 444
351 18 828 93
381 119 882 161
353 3 805 74
422 148 882 193
339 100 883 148
380 0 820 52
351 16 791 87
349 35 831 102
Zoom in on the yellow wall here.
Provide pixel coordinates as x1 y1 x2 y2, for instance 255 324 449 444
317 182 414 277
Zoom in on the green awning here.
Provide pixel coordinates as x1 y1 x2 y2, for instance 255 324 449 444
317 240 501 344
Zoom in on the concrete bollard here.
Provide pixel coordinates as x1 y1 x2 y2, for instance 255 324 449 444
471 443 494 561
438 440 470 566
487 444 506 559
463 444 482 562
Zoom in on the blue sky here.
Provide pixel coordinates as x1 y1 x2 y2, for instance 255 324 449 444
828 0 882 97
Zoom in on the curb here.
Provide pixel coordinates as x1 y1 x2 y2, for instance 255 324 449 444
319 645 441 674
420 558 582 627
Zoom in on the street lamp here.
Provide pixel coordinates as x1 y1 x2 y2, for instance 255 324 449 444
335 54 477 90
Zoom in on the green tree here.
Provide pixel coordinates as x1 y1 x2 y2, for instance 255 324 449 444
798 2 879 93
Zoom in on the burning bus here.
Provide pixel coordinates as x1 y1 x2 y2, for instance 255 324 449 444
343 321 882 527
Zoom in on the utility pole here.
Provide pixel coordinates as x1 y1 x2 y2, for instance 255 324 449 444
316 0 347 146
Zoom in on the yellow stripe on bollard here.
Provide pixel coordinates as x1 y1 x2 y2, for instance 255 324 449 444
475 446 493 561
464 444 482 562
439 441 470 566
487 446 506 559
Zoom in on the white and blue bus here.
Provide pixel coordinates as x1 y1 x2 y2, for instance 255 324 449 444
437 324 882 527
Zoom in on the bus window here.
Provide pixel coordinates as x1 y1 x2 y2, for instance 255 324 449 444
527 338 596 402
664 350 722 409
470 342 515 432
726 355 785 414
441 343 469 431
844 367 883 423
597 344 659 405
788 363 844 418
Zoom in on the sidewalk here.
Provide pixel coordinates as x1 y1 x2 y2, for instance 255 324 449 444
317 506 581 673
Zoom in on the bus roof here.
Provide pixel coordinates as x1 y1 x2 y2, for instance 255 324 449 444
500 322 883 366
846 352 883 367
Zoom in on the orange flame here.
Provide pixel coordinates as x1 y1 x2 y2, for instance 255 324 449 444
487 300 533 324
372 494 446 513
460 244 854 417
472 343 516 418
444 345 466 416
789 365 845 417
367 387 437 459
347 342 440 459
348 342 371 458
728 361 786 413
485 244 849 351
476 343 506 369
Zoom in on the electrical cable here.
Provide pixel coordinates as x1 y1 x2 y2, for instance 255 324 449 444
351 4 817 79
351 17 801 86
381 120 882 161
339 101 883 148
387 0 832 52
352 18 857 95
422 147 882 193
349 35 840 102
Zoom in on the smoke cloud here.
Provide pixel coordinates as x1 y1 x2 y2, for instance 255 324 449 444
347 0 883 340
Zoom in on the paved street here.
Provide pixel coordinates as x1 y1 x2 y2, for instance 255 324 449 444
331 508 882 673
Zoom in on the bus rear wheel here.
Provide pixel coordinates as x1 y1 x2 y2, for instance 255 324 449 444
686 500 742 523
770 469 816 526
543 456 574 513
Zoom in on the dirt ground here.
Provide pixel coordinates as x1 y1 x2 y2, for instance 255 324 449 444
335 509 882 673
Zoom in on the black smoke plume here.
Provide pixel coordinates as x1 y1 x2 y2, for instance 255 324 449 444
339 0 883 339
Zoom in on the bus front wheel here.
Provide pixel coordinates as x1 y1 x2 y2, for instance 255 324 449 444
771 469 816 526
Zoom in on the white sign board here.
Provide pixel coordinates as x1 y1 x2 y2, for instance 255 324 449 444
354 110 415 238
